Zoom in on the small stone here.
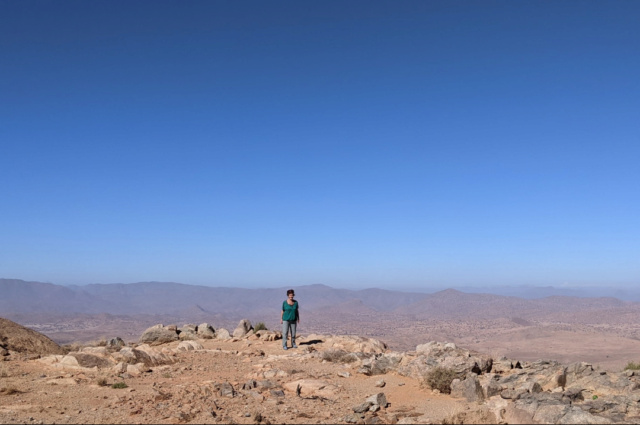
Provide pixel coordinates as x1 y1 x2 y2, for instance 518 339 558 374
375 379 386 388
366 392 388 408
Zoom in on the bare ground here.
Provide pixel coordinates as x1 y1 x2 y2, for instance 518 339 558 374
0 336 468 424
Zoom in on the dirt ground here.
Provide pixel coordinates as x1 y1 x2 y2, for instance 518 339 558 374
0 335 468 424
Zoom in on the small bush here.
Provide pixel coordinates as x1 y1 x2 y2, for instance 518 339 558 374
625 361 640 371
96 378 108 387
111 382 128 389
254 322 268 332
320 349 358 363
61 343 84 354
425 367 458 394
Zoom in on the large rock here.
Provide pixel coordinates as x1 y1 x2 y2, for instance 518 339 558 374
178 324 198 340
306 334 387 354
451 373 485 402
197 323 215 339
68 352 114 369
176 341 204 351
215 328 231 340
114 345 174 367
558 407 612 424
532 403 570 424
105 337 126 349
397 342 493 380
359 352 403 375
139 324 179 345
233 319 253 338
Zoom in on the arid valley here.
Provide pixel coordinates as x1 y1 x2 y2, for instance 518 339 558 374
4 279 640 372
4 279 640 424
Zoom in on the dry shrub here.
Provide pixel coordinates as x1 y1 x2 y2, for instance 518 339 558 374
96 377 109 387
320 349 358 363
425 367 458 394
625 361 640 371
253 322 267 332
111 382 128 389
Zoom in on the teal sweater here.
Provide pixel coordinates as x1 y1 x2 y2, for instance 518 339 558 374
282 300 299 322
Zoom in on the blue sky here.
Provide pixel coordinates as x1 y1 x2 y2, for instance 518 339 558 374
1 1 639 290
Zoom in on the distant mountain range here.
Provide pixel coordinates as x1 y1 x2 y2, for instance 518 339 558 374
0 279 427 318
0 278 636 321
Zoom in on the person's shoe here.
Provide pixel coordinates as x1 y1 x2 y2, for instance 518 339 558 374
292 343 298 348
283 346 288 350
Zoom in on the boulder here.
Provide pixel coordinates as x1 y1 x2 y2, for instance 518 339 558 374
177 341 204 351
215 328 231 340
366 392 388 408
105 337 126 349
197 323 216 339
306 334 387 354
493 357 515 374
67 352 114 369
359 353 403 375
532 403 570 424
558 407 612 424
451 373 484 402
115 345 174 367
479 374 503 399
218 382 235 398
139 324 179 345
233 320 253 338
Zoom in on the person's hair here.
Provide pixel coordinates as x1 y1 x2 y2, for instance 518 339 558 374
287 289 295 296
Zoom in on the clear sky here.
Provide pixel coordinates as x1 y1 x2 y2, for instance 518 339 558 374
1 1 639 290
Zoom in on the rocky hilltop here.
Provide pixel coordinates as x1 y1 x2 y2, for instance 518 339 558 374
1 317 639 424
0 318 64 357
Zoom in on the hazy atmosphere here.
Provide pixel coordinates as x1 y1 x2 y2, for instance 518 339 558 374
2 1 638 291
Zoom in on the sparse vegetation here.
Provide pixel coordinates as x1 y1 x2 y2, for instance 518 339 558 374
320 349 358 363
425 367 458 394
111 382 128 389
61 343 84 354
96 377 108 387
162 372 172 379
624 361 640 370
253 322 267 332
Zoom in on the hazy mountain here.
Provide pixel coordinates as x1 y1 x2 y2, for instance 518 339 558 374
400 288 632 320
0 279 428 317
0 279 106 314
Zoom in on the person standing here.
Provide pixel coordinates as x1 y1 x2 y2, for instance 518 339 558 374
281 289 299 350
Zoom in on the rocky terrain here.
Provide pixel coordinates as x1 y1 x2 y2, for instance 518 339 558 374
2 317 640 424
